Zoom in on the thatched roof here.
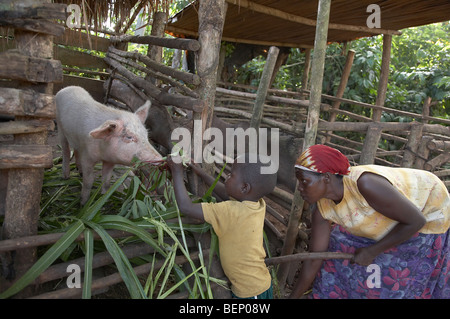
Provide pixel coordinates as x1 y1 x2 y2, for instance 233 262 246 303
166 0 450 48
54 0 175 33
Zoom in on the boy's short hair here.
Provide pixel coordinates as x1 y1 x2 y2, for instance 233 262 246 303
234 153 277 197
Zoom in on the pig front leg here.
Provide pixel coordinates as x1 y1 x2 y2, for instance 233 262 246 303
74 150 83 176
80 160 95 205
60 132 71 179
101 161 115 194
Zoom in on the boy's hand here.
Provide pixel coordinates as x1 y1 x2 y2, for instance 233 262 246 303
167 155 184 173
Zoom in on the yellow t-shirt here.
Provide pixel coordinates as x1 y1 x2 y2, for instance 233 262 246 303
317 165 450 241
201 199 271 298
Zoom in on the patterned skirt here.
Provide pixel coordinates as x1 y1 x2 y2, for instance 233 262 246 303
311 225 450 299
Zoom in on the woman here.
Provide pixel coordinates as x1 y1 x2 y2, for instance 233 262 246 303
289 145 449 299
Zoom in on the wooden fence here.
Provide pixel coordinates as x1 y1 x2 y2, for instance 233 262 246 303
214 82 450 188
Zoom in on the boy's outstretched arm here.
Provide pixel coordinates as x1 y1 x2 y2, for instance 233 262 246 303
167 156 205 222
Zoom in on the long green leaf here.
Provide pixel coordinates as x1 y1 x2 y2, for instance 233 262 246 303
79 168 132 221
204 163 228 198
97 215 168 256
0 220 85 299
150 216 205 298
157 243 178 298
198 242 213 299
86 222 146 299
158 266 203 299
144 253 157 297
82 228 94 299
99 217 194 295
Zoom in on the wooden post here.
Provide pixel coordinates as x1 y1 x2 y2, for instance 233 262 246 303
414 136 433 169
146 11 167 85
195 0 229 298
360 34 392 164
301 48 311 97
325 49 355 143
359 123 383 164
0 0 59 296
421 96 432 124
373 34 392 121
401 122 424 167
278 0 331 290
250 46 279 130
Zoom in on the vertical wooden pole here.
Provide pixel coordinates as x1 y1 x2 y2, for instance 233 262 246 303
421 96 432 124
301 48 312 97
373 34 392 121
278 0 331 291
195 0 229 298
250 46 279 130
401 122 423 167
414 136 433 169
146 11 167 85
325 49 355 143
359 123 382 164
193 0 227 178
360 34 392 164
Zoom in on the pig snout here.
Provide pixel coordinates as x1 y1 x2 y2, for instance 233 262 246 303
135 142 164 164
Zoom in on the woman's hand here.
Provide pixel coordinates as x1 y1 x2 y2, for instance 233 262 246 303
352 246 378 266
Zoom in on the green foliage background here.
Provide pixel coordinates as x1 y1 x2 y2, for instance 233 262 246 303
237 22 450 122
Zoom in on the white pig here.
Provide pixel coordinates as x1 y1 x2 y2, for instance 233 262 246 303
55 86 163 205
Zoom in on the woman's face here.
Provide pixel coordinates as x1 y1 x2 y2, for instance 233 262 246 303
295 169 326 204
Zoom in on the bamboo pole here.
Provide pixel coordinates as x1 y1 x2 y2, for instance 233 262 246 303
250 46 279 130
277 0 331 289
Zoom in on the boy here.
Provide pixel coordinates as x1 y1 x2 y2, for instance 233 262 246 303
168 153 277 299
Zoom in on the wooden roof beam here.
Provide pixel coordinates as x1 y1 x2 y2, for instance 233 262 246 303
226 0 402 36
166 26 314 48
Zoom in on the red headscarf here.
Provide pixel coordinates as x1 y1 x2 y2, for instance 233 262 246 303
295 145 350 175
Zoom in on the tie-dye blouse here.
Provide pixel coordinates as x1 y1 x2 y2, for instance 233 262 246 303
317 165 450 241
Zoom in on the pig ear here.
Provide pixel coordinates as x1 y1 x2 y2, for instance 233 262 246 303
90 120 122 139
135 100 151 123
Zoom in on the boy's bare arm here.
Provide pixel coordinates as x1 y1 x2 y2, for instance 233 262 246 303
188 162 229 200
168 157 205 222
